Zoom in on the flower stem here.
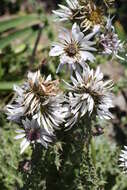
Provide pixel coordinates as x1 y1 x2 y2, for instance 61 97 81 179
30 23 44 66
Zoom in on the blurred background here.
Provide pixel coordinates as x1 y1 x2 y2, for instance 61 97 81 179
0 0 127 189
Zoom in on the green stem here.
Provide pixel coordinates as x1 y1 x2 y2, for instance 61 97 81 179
80 116 99 190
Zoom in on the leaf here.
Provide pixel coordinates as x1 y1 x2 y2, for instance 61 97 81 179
115 21 126 41
0 27 34 49
0 81 22 91
0 14 39 33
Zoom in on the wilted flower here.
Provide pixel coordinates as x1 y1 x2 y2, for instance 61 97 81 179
119 146 127 173
49 23 96 73
103 0 115 7
79 0 105 31
65 63 114 128
14 119 54 154
53 0 80 22
6 71 67 135
99 17 124 60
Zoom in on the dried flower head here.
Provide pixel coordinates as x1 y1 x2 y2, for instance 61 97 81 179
6 71 67 135
65 63 114 128
79 0 105 31
119 146 127 173
103 0 115 7
99 17 124 60
15 119 54 154
53 0 80 22
49 23 96 73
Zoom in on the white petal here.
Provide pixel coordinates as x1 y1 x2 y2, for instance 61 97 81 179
49 45 64 56
14 134 25 140
15 129 25 133
20 138 28 149
72 23 84 42
45 75 52 82
80 51 95 62
20 140 30 154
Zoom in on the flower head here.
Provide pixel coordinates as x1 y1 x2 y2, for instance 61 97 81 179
53 0 80 22
79 0 105 31
49 23 96 73
65 63 114 128
15 119 54 154
6 71 67 135
119 146 127 173
99 17 124 60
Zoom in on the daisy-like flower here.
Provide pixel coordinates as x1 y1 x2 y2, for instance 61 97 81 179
64 63 114 128
49 23 97 73
79 0 105 31
15 119 54 154
6 71 67 135
119 146 127 173
53 0 80 22
99 17 124 60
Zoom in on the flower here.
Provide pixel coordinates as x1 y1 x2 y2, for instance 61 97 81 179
119 146 127 173
99 17 124 60
79 0 105 31
103 0 115 7
53 0 80 22
14 119 54 154
64 63 114 128
49 23 96 73
6 71 67 135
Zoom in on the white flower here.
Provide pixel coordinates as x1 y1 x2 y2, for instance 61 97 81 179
64 63 114 128
14 119 54 154
53 0 80 22
119 146 127 173
6 71 68 135
49 23 96 73
100 17 124 60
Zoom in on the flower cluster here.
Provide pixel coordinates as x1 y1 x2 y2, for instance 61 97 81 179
6 71 68 153
53 0 124 61
53 0 115 30
6 0 124 158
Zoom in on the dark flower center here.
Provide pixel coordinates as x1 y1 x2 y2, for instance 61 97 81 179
27 128 40 141
65 43 78 57
89 9 102 24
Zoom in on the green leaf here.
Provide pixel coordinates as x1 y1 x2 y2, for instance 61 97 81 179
0 81 22 91
0 14 39 33
0 27 34 49
115 21 126 41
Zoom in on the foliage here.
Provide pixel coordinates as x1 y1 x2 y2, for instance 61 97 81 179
0 114 23 190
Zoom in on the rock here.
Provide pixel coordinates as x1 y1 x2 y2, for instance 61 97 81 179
113 91 127 111
100 61 125 82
